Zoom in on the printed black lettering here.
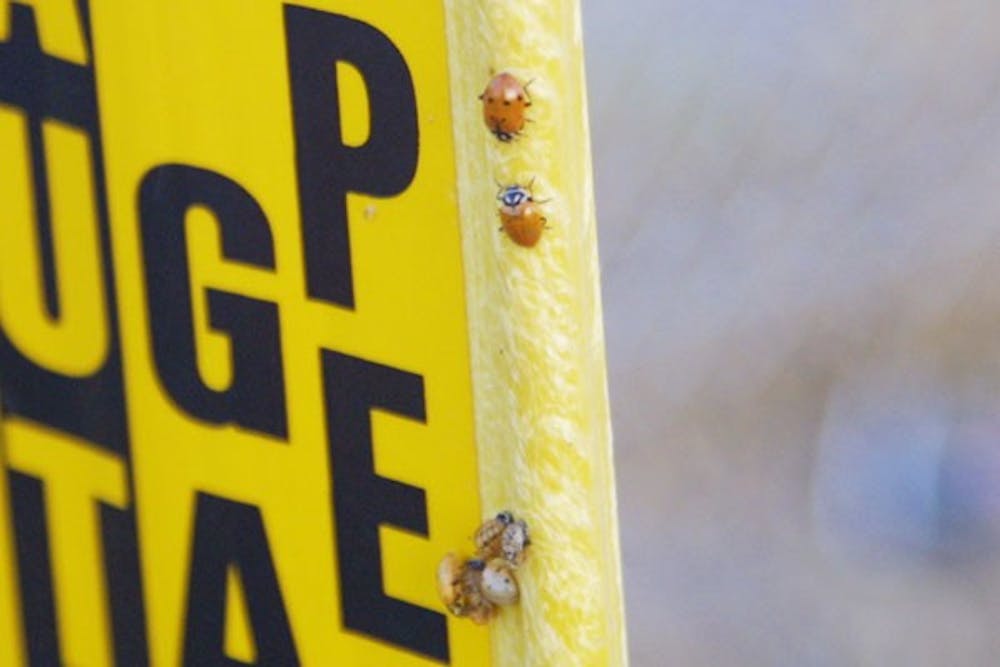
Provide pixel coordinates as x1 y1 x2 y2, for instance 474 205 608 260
0 4 149 663
0 1 128 451
321 350 447 662
8 471 60 666
139 164 289 439
285 6 419 308
183 492 300 666
1 0 89 64
101 504 152 667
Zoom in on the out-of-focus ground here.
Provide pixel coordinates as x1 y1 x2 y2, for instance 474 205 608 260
583 1 1000 664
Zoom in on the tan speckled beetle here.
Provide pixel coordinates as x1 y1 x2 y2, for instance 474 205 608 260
436 554 496 625
480 558 520 606
475 511 531 565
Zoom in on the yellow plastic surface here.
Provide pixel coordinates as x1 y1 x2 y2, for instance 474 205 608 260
1 1 486 664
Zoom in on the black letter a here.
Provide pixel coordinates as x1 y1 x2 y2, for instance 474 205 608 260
183 493 299 666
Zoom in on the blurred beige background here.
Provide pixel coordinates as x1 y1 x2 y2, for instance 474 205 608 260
582 1 1000 664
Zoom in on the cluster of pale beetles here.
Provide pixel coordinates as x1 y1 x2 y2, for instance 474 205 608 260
479 72 548 248
437 511 531 624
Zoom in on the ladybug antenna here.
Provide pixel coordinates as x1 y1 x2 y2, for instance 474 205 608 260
524 78 535 106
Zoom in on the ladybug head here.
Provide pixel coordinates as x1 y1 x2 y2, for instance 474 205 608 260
498 186 531 209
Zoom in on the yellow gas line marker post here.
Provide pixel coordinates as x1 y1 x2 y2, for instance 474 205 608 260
445 1 628 664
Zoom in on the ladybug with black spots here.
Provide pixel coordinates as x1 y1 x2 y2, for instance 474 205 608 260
479 72 532 141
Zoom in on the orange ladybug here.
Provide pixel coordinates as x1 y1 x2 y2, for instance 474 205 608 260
479 72 532 141
497 185 547 248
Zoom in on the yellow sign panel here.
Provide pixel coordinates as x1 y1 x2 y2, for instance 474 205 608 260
0 0 486 664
